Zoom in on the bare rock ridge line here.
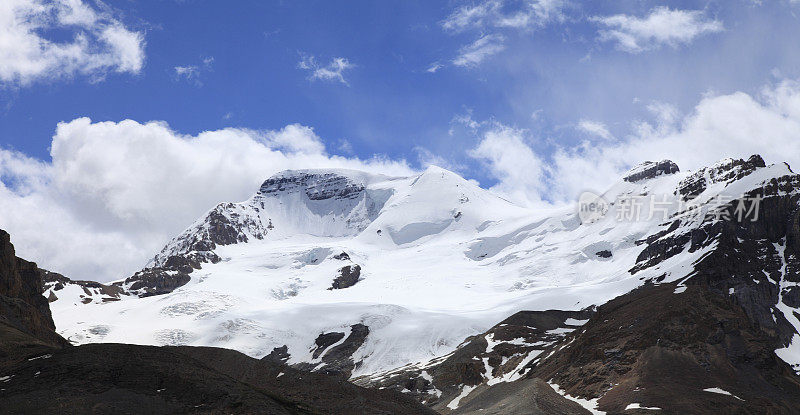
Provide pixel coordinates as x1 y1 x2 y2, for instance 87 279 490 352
623 159 680 183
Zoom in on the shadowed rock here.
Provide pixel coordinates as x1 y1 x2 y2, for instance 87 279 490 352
330 265 361 290
623 160 679 183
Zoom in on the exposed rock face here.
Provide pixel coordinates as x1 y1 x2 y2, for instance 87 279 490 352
623 160 680 183
631 159 800 347
259 172 366 201
0 230 66 350
262 345 290 364
40 259 188 301
677 154 767 200
40 268 124 304
150 201 266 269
527 283 800 414
296 323 371 378
357 309 593 410
425 283 800 414
312 331 347 359
330 265 362 290
120 268 192 298
595 249 612 258
119 201 269 298
333 251 351 261
451 378 592 415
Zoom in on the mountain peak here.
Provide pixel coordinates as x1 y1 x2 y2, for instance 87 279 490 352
258 170 368 201
677 154 770 201
623 159 680 182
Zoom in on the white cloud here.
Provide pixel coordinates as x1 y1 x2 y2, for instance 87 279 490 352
173 65 199 80
591 7 723 53
298 54 354 85
427 62 443 73
439 0 563 70
173 56 214 86
442 0 565 32
337 139 354 154
262 123 326 155
0 118 413 281
0 0 145 86
577 120 613 140
468 123 548 207
453 34 506 67
414 146 465 173
469 79 800 206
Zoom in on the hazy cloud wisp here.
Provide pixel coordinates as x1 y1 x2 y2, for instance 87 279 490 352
591 7 723 53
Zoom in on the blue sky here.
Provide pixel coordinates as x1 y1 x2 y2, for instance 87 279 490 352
4 1 798 176
3 0 800 280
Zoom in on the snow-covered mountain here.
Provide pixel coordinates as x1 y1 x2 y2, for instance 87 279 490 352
43 156 800 413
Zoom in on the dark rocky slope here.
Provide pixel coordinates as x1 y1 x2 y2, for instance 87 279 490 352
0 229 435 415
356 309 594 413
0 343 436 414
527 283 800 414
0 229 69 361
451 378 592 415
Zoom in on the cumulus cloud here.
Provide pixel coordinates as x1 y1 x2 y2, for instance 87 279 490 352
0 0 145 86
0 118 413 281
297 54 354 85
591 7 723 53
263 123 326 155
453 34 506 67
442 0 565 32
469 79 800 206
468 123 548 207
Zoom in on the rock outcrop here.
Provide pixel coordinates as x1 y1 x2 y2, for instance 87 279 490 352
290 323 371 378
40 268 124 304
0 230 67 352
357 309 593 411
330 265 361 290
632 155 800 347
527 283 800 414
623 160 680 182
676 154 767 200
